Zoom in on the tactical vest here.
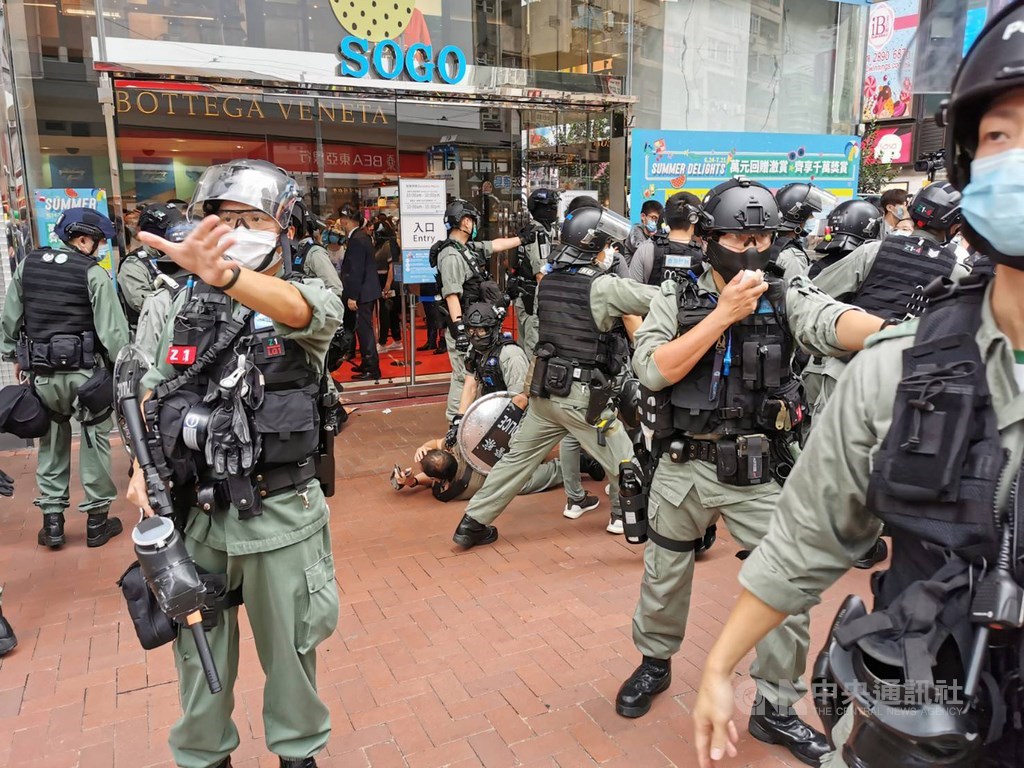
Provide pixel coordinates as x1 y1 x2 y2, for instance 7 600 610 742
831 276 1022 759
431 239 490 302
536 265 612 369
22 247 97 341
641 276 803 438
118 250 159 325
160 282 321 484
512 224 550 285
466 337 516 394
850 234 958 321
649 236 703 285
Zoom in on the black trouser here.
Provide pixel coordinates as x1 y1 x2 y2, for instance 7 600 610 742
376 274 402 344
422 299 442 348
356 301 379 373
343 303 359 357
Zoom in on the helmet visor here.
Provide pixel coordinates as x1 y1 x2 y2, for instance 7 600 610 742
188 161 298 229
803 187 838 215
580 209 632 246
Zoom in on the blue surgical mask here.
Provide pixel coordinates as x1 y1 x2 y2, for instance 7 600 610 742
961 148 1024 258
645 219 658 233
894 206 908 219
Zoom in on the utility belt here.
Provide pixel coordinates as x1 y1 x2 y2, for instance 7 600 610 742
189 456 320 520
118 560 244 651
530 350 614 425
654 433 796 487
17 331 97 373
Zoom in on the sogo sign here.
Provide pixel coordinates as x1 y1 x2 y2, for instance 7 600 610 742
338 36 468 84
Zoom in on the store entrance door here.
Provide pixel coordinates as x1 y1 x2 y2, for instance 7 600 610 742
109 82 620 403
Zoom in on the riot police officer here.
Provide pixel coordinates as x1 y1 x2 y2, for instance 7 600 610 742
801 199 883 410
773 182 835 277
509 188 559 355
693 6 1024 766
127 158 343 768
618 178 886 766
118 203 167 328
288 201 344 300
807 199 882 279
432 199 526 421
628 191 704 285
134 205 194 362
0 207 129 549
809 182 969 414
454 302 529 412
451 204 657 548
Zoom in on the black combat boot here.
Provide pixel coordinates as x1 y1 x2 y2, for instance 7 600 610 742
0 605 16 657
853 537 888 570
694 524 718 557
748 694 830 767
279 758 317 768
452 514 498 548
615 657 671 718
37 512 65 549
579 452 606 482
86 512 124 548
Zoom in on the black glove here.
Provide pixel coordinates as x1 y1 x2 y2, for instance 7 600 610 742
0 469 13 497
444 415 463 450
450 321 469 353
205 404 257 477
518 225 537 246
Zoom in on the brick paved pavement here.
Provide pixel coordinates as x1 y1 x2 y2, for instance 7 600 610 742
0 400 874 767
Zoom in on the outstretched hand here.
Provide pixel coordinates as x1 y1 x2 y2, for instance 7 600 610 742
693 670 740 768
137 215 236 288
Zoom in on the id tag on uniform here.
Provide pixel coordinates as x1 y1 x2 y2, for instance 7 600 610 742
264 337 285 357
166 345 198 365
665 254 692 269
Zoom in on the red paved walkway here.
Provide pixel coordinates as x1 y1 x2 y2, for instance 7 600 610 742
0 401 874 767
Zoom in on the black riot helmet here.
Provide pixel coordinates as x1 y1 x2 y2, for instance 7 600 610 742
559 203 631 254
290 200 323 240
138 202 186 258
774 183 836 233
908 181 962 237
464 302 501 352
817 199 882 255
54 207 116 255
698 178 781 282
444 199 480 233
527 188 560 226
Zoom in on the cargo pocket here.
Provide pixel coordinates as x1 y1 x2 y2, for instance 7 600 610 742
296 548 339 654
255 390 320 465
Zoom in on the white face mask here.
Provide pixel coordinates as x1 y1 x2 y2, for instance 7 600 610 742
596 246 616 271
221 228 279 271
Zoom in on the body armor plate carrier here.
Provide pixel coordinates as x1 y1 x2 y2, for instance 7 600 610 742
849 234 958 321
649 235 703 286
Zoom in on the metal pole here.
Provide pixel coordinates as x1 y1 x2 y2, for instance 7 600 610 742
98 73 125 272
626 0 634 96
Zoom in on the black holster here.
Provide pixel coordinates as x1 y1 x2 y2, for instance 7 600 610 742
584 369 613 426
530 344 555 398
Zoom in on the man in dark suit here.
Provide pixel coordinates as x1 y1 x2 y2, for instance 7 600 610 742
338 203 381 380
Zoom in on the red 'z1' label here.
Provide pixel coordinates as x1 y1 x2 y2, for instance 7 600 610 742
166 345 198 365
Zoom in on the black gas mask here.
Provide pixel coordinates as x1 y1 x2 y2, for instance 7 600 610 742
533 205 558 227
469 328 498 354
705 234 775 283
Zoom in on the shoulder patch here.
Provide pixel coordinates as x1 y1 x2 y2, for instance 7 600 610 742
865 318 919 348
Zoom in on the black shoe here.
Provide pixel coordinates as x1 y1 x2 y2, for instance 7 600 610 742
352 371 381 382
0 605 16 657
853 537 888 570
86 512 124 548
435 341 447 354
616 657 671 718
280 758 317 768
694 524 717 557
417 342 436 351
748 694 830 767
579 452 606 482
37 512 65 549
452 514 498 549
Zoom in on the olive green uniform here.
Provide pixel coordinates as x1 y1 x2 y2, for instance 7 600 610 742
300 243 345 299
0 260 129 519
738 284 1022 765
775 244 810 280
118 249 157 318
141 276 343 768
629 273 856 708
514 223 552 356
462 274 657 529
805 231 971 414
437 240 494 421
